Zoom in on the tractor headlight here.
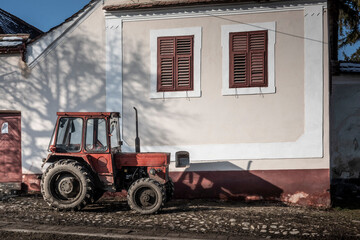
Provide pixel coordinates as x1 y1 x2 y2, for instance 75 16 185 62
149 168 156 175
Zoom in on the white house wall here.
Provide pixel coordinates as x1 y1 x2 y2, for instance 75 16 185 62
105 2 329 172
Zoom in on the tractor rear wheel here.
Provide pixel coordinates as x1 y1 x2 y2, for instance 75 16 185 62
41 159 95 211
127 178 165 214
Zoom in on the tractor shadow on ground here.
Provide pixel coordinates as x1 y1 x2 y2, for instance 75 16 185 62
86 198 223 214
159 199 288 215
84 200 130 213
86 198 288 215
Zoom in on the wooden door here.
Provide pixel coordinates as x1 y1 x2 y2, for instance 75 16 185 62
0 112 22 184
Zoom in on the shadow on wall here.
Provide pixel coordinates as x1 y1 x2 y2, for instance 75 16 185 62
104 38 284 202
0 32 106 175
120 41 195 148
330 85 360 207
171 162 283 201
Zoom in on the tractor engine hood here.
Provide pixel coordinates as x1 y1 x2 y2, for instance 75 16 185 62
114 152 170 168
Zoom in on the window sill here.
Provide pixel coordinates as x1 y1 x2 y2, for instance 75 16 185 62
222 86 276 96
150 90 201 99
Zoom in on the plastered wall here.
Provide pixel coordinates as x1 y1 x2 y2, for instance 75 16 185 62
121 11 305 147
0 6 106 174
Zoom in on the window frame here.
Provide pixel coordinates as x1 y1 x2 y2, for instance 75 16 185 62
55 117 84 153
84 118 109 153
150 27 202 99
157 35 194 92
221 22 276 96
229 30 268 88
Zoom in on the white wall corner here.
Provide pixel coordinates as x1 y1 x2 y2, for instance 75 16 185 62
105 18 123 114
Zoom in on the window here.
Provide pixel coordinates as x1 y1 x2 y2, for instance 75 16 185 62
150 27 202 99
229 31 267 88
55 118 83 152
1 122 8 134
157 36 193 92
221 22 276 95
110 116 121 150
85 118 108 152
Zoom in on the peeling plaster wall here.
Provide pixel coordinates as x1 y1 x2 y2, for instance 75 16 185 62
331 78 360 180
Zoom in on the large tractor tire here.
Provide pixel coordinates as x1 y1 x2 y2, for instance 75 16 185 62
127 178 165 214
165 177 175 202
41 159 95 211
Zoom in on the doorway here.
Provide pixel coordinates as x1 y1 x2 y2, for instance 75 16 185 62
0 111 22 190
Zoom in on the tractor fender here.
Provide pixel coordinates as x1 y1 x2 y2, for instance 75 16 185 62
42 154 97 175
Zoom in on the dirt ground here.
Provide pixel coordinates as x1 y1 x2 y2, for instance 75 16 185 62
0 194 359 239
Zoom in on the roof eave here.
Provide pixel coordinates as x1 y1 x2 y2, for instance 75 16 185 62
103 0 268 11
0 33 29 54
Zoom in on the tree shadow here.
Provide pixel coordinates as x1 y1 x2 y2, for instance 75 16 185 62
171 162 284 201
120 41 194 150
0 30 107 184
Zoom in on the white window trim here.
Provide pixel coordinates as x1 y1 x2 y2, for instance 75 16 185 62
221 22 276 95
150 27 202 99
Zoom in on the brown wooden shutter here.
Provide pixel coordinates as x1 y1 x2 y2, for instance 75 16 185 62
157 36 193 92
230 33 248 88
229 31 267 88
158 37 175 91
249 31 267 87
175 36 193 91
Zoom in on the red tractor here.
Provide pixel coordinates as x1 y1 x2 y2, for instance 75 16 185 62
41 110 174 214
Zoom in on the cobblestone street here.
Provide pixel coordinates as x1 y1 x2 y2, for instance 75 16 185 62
0 194 359 239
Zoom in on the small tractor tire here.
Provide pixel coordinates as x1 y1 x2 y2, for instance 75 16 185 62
165 177 175 202
41 159 95 211
127 178 165 214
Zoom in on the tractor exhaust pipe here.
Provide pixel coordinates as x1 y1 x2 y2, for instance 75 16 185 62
133 107 140 153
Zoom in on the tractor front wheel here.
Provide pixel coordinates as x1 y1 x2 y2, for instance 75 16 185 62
41 159 95 211
127 178 165 214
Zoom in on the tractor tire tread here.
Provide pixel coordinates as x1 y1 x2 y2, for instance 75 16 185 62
127 178 165 215
40 159 95 211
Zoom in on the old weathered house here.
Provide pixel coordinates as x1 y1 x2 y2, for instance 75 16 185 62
0 0 331 206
